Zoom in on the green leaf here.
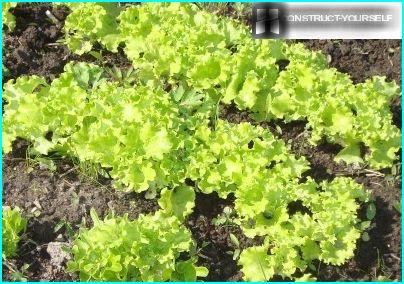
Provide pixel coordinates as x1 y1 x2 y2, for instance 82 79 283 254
229 233 240 248
172 85 185 102
174 260 197 281
54 220 66 233
195 266 209 277
362 232 370 242
360 221 371 230
239 245 273 281
366 203 376 220
234 71 260 109
158 186 195 221
2 3 17 31
233 248 241 260
89 208 101 226
3 207 27 259
335 143 363 165
393 201 401 215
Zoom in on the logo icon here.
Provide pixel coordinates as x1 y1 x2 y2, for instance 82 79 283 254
252 3 286 38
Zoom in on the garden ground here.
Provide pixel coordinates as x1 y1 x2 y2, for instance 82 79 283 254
2 3 402 281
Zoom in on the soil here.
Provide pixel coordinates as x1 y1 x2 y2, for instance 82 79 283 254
3 4 70 83
302 40 402 86
185 193 264 281
2 140 159 281
2 3 402 282
2 4 131 84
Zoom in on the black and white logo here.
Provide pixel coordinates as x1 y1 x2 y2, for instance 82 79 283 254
252 3 287 38
251 3 400 39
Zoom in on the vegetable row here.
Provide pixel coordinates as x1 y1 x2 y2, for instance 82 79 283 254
2 2 399 281
61 2 401 169
4 63 373 281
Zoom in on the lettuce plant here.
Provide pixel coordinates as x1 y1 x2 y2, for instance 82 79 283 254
268 63 401 169
3 207 27 259
2 62 192 192
237 177 370 281
67 206 208 281
62 2 401 169
63 3 121 54
187 120 308 198
2 2 17 31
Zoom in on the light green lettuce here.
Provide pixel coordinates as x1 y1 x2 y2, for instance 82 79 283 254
3 207 27 259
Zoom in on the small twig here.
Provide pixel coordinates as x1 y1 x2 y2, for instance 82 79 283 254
364 169 385 177
19 240 47 258
3 157 27 161
334 168 384 177
62 178 74 187
197 253 211 260
20 238 39 249
58 166 78 178
3 260 18 273
45 42 64 47
295 131 307 140
385 253 401 261
45 10 61 26
366 173 384 177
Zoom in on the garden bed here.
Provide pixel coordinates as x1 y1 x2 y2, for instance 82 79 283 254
2 3 402 281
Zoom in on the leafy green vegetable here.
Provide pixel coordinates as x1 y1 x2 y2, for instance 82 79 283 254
67 209 205 281
2 62 192 192
4 3 394 279
238 177 370 280
63 3 121 54
158 186 195 221
3 207 27 259
2 61 378 281
271 66 401 169
187 120 308 198
62 2 401 169
2 3 17 31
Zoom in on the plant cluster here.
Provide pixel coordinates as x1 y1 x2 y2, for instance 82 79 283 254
3 61 373 280
3 63 192 192
2 207 27 259
2 2 400 281
62 3 121 55
67 201 208 281
2 2 17 31
64 3 401 169
237 178 371 281
187 121 308 198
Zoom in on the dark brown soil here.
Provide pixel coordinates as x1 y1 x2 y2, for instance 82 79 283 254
302 40 402 85
3 4 70 82
2 3 131 84
2 3 402 282
186 192 264 281
2 140 159 281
